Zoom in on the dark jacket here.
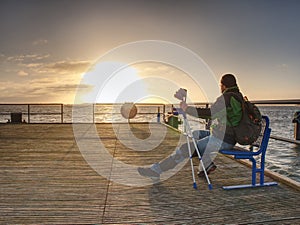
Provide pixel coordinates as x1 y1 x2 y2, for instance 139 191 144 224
185 86 243 145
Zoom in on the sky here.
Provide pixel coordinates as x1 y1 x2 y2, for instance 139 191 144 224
0 0 300 104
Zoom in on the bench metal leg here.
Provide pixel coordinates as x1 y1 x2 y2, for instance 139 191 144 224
222 157 278 190
251 158 257 186
222 182 278 190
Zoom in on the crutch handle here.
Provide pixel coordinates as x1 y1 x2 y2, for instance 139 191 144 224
174 88 187 102
174 108 187 119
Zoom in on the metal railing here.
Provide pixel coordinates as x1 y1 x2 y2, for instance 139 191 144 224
0 103 64 123
0 103 167 124
252 99 300 105
0 100 299 142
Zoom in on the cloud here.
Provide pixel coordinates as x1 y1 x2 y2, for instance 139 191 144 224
13 57 92 77
32 39 48 46
5 54 50 62
2 53 90 75
277 63 289 70
42 60 91 75
25 63 42 68
0 76 92 103
0 53 93 103
0 54 7 64
45 84 92 93
18 70 29 76
35 54 50 60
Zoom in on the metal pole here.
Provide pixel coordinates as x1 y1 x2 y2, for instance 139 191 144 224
93 103 95 124
28 104 30 123
61 104 64 123
182 112 213 190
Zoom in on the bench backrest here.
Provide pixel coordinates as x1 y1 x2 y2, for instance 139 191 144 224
251 115 271 156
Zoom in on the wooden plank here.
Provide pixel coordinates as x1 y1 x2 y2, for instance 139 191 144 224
0 123 299 224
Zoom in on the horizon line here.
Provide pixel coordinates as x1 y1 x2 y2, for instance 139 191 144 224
0 99 300 105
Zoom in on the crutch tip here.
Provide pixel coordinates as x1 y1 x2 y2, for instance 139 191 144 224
208 184 213 190
193 182 197 189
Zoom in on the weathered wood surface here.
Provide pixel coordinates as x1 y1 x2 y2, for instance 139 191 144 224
0 123 299 224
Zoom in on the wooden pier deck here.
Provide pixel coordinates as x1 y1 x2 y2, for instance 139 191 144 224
0 123 299 224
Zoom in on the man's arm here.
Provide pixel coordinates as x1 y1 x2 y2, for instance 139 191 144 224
180 101 211 119
186 106 211 119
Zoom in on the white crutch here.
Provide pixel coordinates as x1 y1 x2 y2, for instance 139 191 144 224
174 88 213 190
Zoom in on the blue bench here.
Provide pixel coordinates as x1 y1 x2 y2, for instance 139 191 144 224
219 116 278 190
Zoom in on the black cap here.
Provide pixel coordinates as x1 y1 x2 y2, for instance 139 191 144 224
221 74 237 88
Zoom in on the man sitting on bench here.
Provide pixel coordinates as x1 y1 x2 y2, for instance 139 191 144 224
138 74 245 179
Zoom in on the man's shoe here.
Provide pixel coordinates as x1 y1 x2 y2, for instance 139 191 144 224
197 162 217 177
138 167 160 180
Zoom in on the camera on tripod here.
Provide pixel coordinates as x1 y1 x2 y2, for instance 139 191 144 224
174 88 187 102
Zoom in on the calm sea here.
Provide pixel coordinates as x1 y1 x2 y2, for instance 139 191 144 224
0 104 299 183
260 106 300 183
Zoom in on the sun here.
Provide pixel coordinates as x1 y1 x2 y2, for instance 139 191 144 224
75 62 148 104
75 60 213 105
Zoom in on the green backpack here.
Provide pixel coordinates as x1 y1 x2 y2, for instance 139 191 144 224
229 95 262 145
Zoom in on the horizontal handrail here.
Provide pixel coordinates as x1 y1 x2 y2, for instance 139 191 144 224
270 135 300 145
252 99 300 105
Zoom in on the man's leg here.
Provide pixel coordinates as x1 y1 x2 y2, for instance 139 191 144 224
191 130 210 158
197 136 235 176
192 130 210 140
138 140 197 179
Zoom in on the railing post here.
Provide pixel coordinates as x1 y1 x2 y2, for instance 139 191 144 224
205 103 211 130
28 104 30 123
93 103 95 124
61 104 64 123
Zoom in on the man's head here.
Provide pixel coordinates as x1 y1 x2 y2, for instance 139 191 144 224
220 74 237 92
